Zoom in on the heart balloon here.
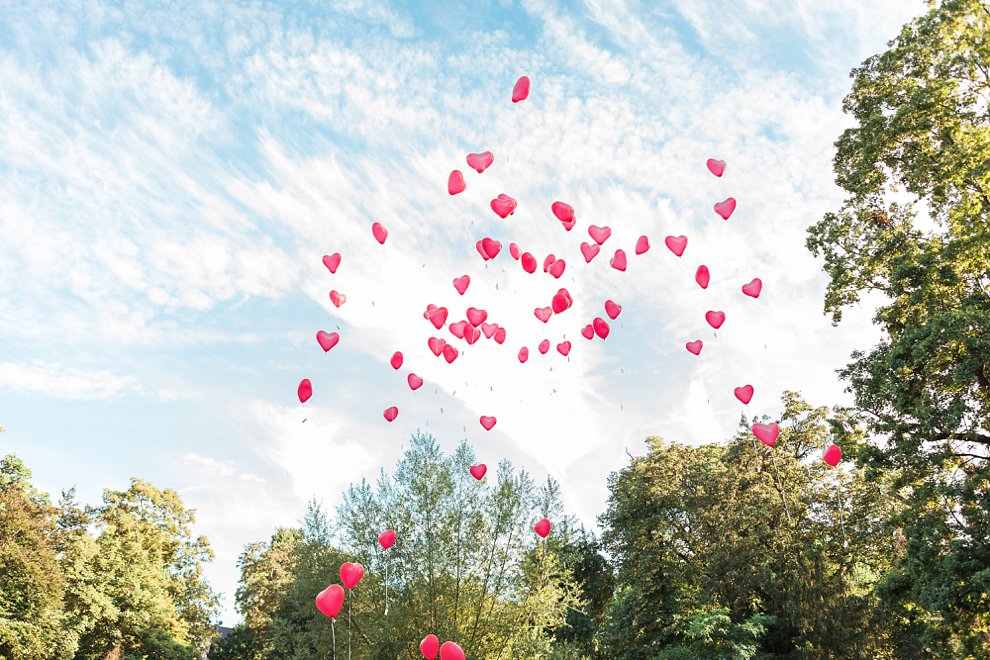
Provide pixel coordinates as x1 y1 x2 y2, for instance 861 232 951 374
449 320 467 339
705 310 726 329
538 339 550 354
493 327 507 344
490 194 517 219
521 252 537 273
752 422 780 447
588 225 611 245
424 304 438 320
298 378 313 403
605 300 622 320
476 240 490 261
635 235 650 254
466 151 494 173
551 294 570 314
322 253 341 274
714 197 736 220
581 324 594 340
548 258 566 279
420 634 440 660
378 529 396 550
685 340 703 355
542 254 556 272
467 307 488 327
480 416 497 431
315 584 344 619
696 265 710 289
481 237 502 259
734 385 754 404
610 249 627 272
664 235 687 257
823 444 842 467
534 518 551 538
408 373 424 390
329 290 347 307
384 406 398 422
463 325 480 345
453 275 470 295
742 278 763 298
470 464 487 480
428 337 446 356
580 241 600 263
706 158 726 177
534 307 552 323
480 322 497 339
389 352 404 370
557 341 571 356
442 344 459 364
448 170 466 195
551 201 576 230
429 307 449 329
439 641 466 660
593 317 610 339
509 242 521 260
518 347 529 363
317 331 340 352
372 222 388 244
339 562 365 590
512 75 530 102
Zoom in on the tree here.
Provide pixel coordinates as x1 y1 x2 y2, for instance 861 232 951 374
806 0 990 653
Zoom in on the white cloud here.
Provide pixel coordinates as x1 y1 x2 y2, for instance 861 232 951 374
0 361 179 401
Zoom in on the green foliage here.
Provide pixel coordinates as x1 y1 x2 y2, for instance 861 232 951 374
657 609 775 660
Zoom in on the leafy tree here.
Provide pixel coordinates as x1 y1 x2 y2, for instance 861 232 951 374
657 609 775 660
806 0 990 653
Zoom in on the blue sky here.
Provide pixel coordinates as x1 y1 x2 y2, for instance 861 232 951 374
0 0 925 626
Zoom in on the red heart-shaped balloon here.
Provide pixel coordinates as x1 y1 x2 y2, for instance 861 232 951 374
463 325 480 345
734 384 754 404
551 294 570 314
378 529 396 549
476 240 490 261
428 337 445 356
467 308 488 327
453 275 470 295
439 641 466 660
521 252 537 273
610 249 627 272
372 222 388 244
557 341 571 356
706 158 726 177
509 242 521 260
542 254 556 273
752 422 780 447
339 562 365 590
580 242 600 263
420 634 440 660
548 258 566 279
322 253 341 273
480 415 497 431
490 194 517 219
317 331 340 352
408 373 423 390
449 320 467 339
664 235 687 257
315 584 344 619
742 278 762 298
605 300 622 320
635 235 650 255
518 347 529 363
298 379 313 403
429 307 449 330
685 340 703 355
593 317 610 339
480 322 497 339
705 310 726 329
493 327 507 344
481 237 502 259
390 352 403 369
534 518 551 538
714 197 736 220
534 307 552 323
384 406 398 422
696 265 710 289
552 201 576 230
329 290 347 307
538 339 550 354
448 170 466 195
823 444 842 467
442 344 459 363
466 151 494 173
581 324 594 340
557 288 573 305
424 304 438 320
469 464 487 480
512 75 530 103
588 225 611 245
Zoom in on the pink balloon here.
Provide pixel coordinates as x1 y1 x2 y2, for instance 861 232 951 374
476 240 490 261
448 170 466 195
420 635 440 660
449 320 467 339
742 278 763 298
635 235 650 255
470 464 487 480
752 422 780 447
390 352 404 370
581 324 594 340
480 322 498 339
551 294 570 314
339 562 365 590
466 307 488 327
466 151 494 173
378 529 396 550
512 75 530 103
480 415 497 431
322 253 341 273
557 341 571 356
552 201 576 230
453 275 470 295
315 584 344 619
705 310 726 329
428 337 446 356
429 307 449 330
534 518 551 538
706 158 726 177
543 254 556 272
557 288 573 306
384 406 398 422
463 325 480 345
481 237 502 259
442 344 459 364
580 241 600 263
696 265 710 289
588 225 611 245
534 307 552 323
734 385 754 404
317 331 340 352
509 242 521 260
372 222 388 244
298 379 313 403
610 249 627 271
408 373 424 390
329 290 347 308
490 194 517 218
538 339 550 354
424 304 438 320
664 235 687 257
521 252 537 274
518 347 529 363
493 327 507 344
593 317 610 339
823 444 842 467
685 340 703 355
605 300 622 320
548 258 566 279
439 641 466 660
714 197 736 220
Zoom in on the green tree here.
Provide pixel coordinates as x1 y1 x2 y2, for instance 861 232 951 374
806 0 990 654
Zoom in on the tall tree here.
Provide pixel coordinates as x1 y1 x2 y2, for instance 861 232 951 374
806 0 990 653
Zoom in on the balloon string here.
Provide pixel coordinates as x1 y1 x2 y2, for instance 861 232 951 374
768 449 793 525
331 618 336 660
348 591 352 660
384 560 389 616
